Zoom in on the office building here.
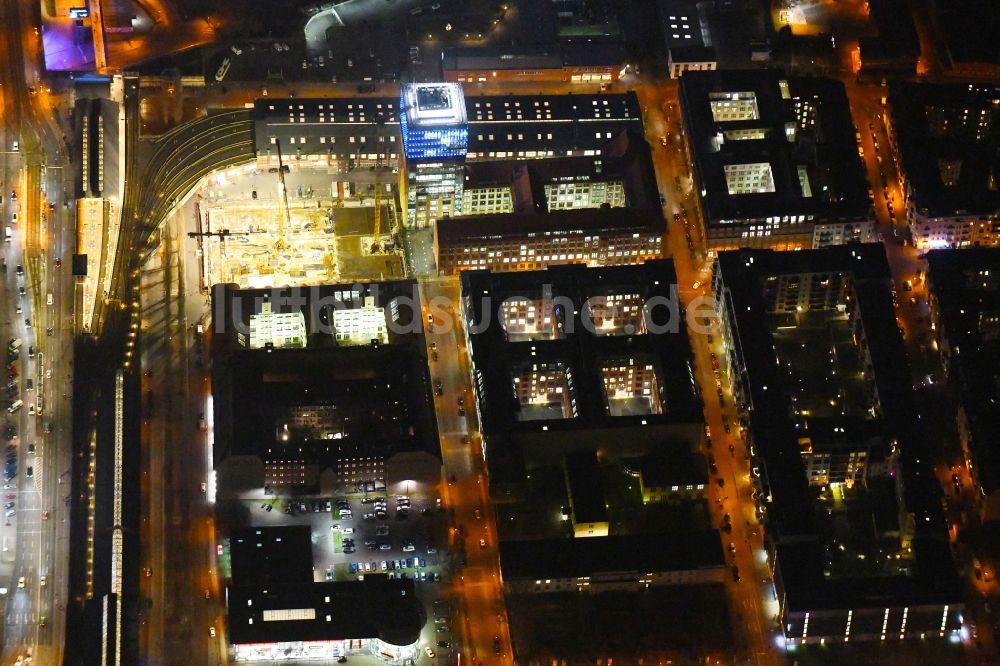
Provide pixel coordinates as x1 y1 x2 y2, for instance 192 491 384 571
398 83 469 229
227 526 425 663
248 302 307 349
434 207 664 275
463 261 703 481
623 447 709 504
442 43 626 85
925 249 1000 521
679 70 874 250
885 82 1000 250
252 97 400 171
933 0 1000 78
251 89 645 229
465 262 725 659
858 0 920 75
210 281 441 495
459 129 659 216
409 90 644 229
500 531 724 595
399 83 469 161
657 0 717 78
713 244 963 645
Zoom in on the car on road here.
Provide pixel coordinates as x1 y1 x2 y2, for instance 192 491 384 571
17 577 25 588
209 626 216 638
425 647 436 658
494 636 502 655
40 575 45 587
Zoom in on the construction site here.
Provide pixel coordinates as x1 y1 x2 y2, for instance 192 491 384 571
189 157 406 290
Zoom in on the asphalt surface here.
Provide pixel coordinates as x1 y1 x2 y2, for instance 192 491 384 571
114 24 1000 662
0 0 76 662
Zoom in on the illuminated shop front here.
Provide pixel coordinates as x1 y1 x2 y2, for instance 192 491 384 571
232 637 420 663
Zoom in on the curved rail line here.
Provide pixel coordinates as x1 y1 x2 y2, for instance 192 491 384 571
98 87 256 347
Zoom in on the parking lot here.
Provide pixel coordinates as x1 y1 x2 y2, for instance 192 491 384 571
238 489 460 661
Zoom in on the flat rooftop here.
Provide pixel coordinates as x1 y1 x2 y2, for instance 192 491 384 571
463 261 704 479
564 451 608 525
230 525 314 586
679 70 870 228
465 260 701 433
461 129 660 212
210 281 438 469
401 82 468 127
926 248 1000 495
252 91 643 158
935 0 1000 67
888 81 1000 219
228 576 424 647
657 0 711 54
435 205 665 246
211 280 422 350
500 531 724 581
213 344 439 466
715 244 961 611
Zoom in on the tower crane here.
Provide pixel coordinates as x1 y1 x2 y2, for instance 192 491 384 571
274 138 292 251
370 113 388 255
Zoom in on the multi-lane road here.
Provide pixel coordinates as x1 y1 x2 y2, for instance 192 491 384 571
0 0 76 662
422 277 513 666
118 30 1000 665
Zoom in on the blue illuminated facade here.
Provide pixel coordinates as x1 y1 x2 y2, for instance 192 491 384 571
399 85 469 161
